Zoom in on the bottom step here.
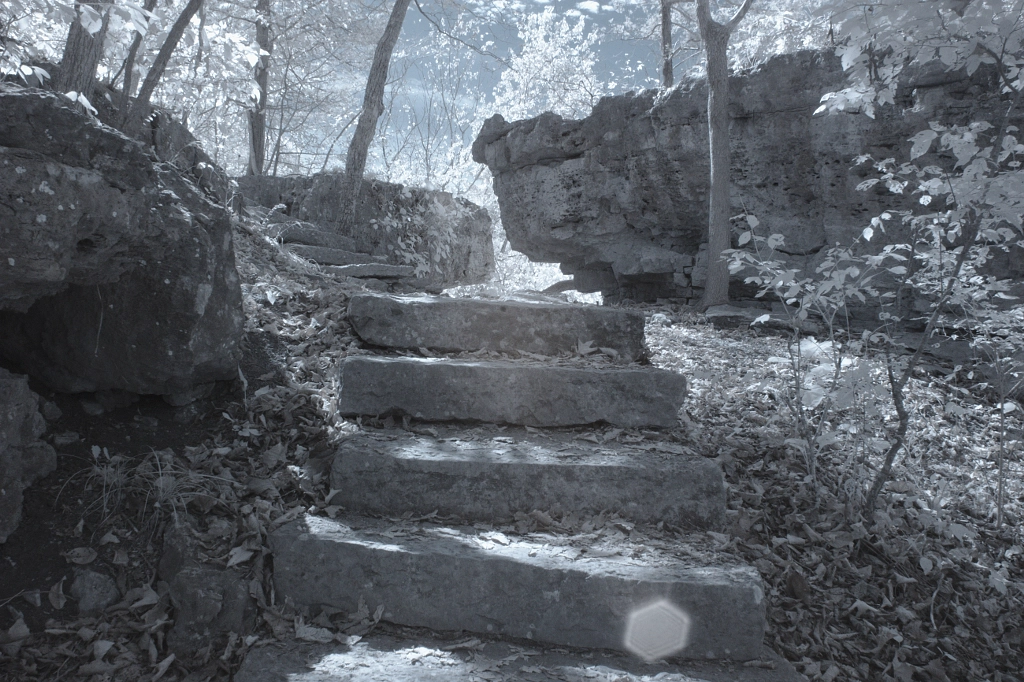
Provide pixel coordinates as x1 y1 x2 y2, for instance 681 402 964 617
270 515 765 661
235 630 804 682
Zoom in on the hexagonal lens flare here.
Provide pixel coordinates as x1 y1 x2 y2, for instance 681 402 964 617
623 599 692 662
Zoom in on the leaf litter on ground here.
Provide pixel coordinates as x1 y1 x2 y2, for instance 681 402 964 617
4 213 1023 681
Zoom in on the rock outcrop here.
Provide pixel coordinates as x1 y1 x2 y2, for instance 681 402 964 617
0 83 244 397
235 173 494 289
0 367 56 543
473 51 1018 304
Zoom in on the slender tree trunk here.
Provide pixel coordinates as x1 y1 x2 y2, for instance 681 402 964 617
116 0 159 119
55 2 111 99
699 16 731 307
338 0 412 232
247 0 273 176
660 0 674 88
695 0 753 309
122 0 204 138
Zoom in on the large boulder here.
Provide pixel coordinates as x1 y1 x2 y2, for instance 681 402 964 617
472 51 1019 304
234 173 494 288
0 368 56 543
0 83 244 396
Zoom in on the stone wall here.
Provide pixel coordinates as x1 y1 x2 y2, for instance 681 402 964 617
235 173 494 289
0 84 243 398
472 50 1021 304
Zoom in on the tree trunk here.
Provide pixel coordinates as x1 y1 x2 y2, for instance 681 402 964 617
122 0 204 138
338 0 412 232
55 2 111 99
661 0 674 88
247 0 273 176
699 15 730 308
116 0 159 119
695 0 753 309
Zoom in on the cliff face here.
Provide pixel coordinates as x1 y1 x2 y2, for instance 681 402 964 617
473 50 1017 304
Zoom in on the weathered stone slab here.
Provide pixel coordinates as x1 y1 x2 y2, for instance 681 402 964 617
268 221 359 252
271 515 765 660
331 432 723 528
327 264 415 279
348 294 646 360
235 635 804 682
337 357 686 428
287 244 386 266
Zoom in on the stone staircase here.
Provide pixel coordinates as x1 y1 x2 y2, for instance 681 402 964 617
236 294 803 682
257 211 428 290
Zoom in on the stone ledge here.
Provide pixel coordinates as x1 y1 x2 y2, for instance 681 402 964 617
348 293 647 360
337 356 687 428
270 515 766 660
330 430 724 528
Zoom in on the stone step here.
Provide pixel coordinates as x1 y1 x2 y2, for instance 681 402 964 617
287 244 387 266
348 293 646 360
235 630 802 682
326 264 416 279
270 514 766 661
330 430 724 528
267 221 359 252
337 356 687 428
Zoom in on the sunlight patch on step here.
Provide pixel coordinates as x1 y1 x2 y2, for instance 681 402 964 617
300 644 469 680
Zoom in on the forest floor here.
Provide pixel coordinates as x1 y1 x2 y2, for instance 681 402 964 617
0 212 1022 682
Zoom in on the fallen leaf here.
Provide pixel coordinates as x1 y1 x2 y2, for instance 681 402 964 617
0 618 29 656
130 587 160 609
849 599 878 617
93 639 115 660
64 547 98 564
227 546 255 568
49 578 67 610
295 617 335 643
441 638 484 651
113 548 129 565
529 510 556 527
923 658 951 682
786 571 811 602
99 531 119 545
152 653 175 681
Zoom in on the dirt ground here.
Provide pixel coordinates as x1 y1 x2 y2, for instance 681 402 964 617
1 214 1022 682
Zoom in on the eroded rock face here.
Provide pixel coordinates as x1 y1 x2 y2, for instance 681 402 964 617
0 367 56 543
235 173 494 288
473 51 1016 303
0 83 244 396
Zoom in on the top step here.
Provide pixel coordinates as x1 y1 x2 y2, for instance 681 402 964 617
348 294 647 361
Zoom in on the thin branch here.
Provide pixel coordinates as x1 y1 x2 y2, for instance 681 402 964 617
726 0 755 32
412 0 510 68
